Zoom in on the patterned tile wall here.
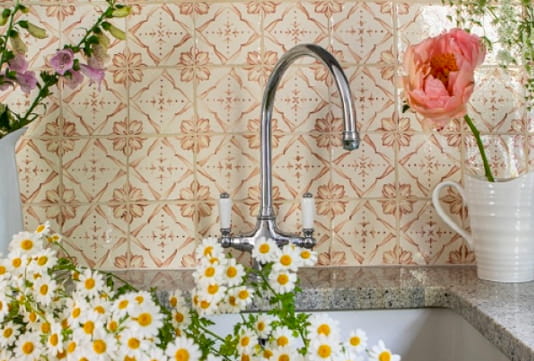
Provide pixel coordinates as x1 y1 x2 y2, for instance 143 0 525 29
9 0 531 269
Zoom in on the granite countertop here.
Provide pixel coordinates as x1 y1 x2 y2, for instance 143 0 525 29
118 265 534 361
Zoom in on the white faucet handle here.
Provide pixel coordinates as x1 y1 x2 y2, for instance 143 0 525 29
219 192 232 229
301 192 315 229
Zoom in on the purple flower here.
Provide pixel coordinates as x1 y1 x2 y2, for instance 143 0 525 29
16 71 37 93
63 69 84 90
80 64 105 89
8 54 29 73
49 49 75 75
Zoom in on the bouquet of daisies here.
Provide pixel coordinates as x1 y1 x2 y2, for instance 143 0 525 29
0 225 400 361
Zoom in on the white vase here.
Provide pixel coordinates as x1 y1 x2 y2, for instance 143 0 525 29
0 128 26 255
433 173 534 283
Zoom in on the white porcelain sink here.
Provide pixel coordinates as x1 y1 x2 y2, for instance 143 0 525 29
208 308 509 361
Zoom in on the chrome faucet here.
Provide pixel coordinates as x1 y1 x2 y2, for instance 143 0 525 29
219 44 360 253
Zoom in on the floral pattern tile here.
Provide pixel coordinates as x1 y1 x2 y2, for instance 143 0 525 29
10 0 532 269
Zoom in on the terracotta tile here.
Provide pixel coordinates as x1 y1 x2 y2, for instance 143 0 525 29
331 199 397 265
127 3 194 66
196 66 262 133
398 133 462 198
331 1 394 65
60 204 129 269
331 133 396 199
129 68 195 134
62 137 128 203
196 2 261 65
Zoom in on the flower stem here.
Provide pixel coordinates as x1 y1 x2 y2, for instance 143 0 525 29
464 114 495 182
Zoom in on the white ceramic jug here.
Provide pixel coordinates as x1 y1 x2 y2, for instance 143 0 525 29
433 173 534 283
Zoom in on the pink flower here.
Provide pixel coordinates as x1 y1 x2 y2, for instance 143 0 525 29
80 64 105 89
63 69 84 89
402 28 485 129
16 71 37 93
49 49 75 75
8 54 29 73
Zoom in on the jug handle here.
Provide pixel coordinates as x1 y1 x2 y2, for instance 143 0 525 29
432 181 474 248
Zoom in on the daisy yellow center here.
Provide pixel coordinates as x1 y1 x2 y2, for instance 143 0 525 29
67 341 77 353
240 336 250 347
229 296 237 306
430 53 458 87
72 307 81 318
0 265 6 275
40 284 49 295
37 256 48 266
94 305 105 314
263 349 273 359
22 341 34 354
200 300 210 309
93 339 106 354
0 301 3 311
279 354 290 361
36 224 46 233
241 354 250 361
138 312 152 327
204 267 215 277
28 312 37 323
170 297 178 307
108 320 119 332
12 258 22 268
257 321 266 331
175 312 184 323
277 336 289 347
350 336 361 346
379 352 391 361
226 266 237 278
125 357 135 361
259 244 270 254
280 255 292 266
3 328 12 338
119 300 129 309
238 290 249 300
50 333 59 346
83 321 95 334
84 278 95 290
128 337 141 349
300 250 311 259
135 295 144 304
318 345 332 358
41 322 51 333
175 348 190 361
21 239 33 251
317 324 331 336
277 274 289 285
207 284 219 294
203 246 213 256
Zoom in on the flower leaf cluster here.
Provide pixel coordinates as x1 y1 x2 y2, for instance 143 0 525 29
0 0 131 139
0 226 401 361
442 0 534 108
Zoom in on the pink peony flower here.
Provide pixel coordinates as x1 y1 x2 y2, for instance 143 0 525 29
49 49 75 75
402 28 486 129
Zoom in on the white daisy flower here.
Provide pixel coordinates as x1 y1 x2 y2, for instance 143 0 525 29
165 336 201 361
46 233 62 244
34 221 51 236
269 269 297 294
168 289 187 309
307 314 340 341
171 304 191 330
76 268 106 299
273 244 301 272
33 274 58 305
67 295 91 325
27 248 58 273
232 285 254 309
0 288 10 322
193 262 225 286
0 321 20 348
297 248 317 267
198 281 227 304
219 290 247 314
0 258 10 280
130 301 164 338
270 326 296 349
271 346 303 361
118 329 153 360
196 237 225 261
9 231 42 255
112 293 139 319
334 348 364 361
237 327 258 353
193 295 218 316
14 332 42 361
368 340 400 361
65 331 91 361
346 329 367 354
252 237 280 264
22 310 42 332
45 321 64 355
309 335 342 361
6 251 29 277
254 314 275 338
223 258 245 286
86 329 118 361
147 345 170 361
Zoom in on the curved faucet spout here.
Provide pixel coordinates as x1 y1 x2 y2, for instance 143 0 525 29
260 44 360 219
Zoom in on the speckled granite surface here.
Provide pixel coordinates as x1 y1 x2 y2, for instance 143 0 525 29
116 266 534 361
